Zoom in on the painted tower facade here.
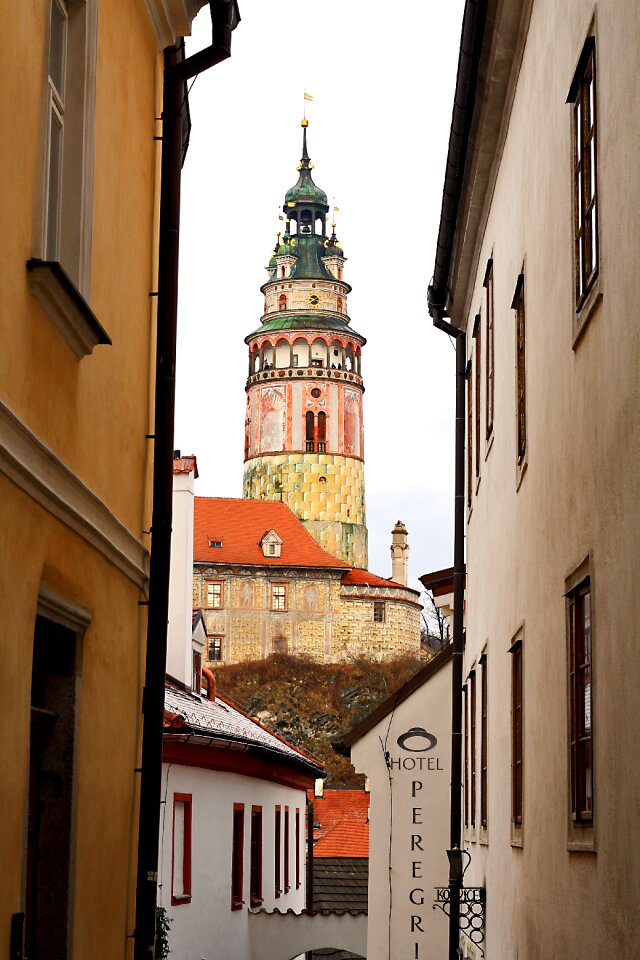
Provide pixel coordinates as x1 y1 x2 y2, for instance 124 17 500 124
243 121 368 568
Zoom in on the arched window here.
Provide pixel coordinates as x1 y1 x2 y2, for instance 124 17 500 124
337 265 343 280
278 294 287 311
305 411 315 452
317 412 327 453
336 296 343 312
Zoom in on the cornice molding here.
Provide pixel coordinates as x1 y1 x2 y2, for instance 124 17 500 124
0 396 148 588
144 0 209 51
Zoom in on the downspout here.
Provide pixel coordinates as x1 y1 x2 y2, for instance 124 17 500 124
134 6 239 958
428 1 486 955
305 797 314 960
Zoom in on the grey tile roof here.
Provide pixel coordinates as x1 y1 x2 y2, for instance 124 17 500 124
312 858 369 913
165 684 322 773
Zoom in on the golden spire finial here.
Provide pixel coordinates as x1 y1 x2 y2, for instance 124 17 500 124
301 118 309 128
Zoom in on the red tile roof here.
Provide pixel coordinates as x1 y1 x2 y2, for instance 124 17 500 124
341 568 409 590
308 789 370 858
173 455 198 478
194 497 351 569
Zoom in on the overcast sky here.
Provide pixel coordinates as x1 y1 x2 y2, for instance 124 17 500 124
175 0 465 593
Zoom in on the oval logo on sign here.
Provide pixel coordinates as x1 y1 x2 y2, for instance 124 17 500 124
397 727 438 752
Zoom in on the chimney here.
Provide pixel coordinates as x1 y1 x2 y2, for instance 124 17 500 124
166 454 198 686
391 520 409 586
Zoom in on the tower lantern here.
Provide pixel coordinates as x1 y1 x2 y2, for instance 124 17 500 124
243 120 368 568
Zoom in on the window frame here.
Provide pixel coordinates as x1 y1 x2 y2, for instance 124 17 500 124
463 684 469 829
274 805 282 899
466 356 473 511
250 806 263 907
480 652 488 835
231 803 245 910
270 582 288 612
484 259 495 442
566 561 595 850
373 601 385 624
171 793 193 906
510 632 524 845
511 272 527 485
295 808 301 889
469 669 477 829
284 806 290 893
568 35 600 328
207 635 223 662
206 579 224 610
473 313 481 488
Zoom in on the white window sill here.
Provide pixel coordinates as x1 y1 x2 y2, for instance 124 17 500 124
27 259 110 358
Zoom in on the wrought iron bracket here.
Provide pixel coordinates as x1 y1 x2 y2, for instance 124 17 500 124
433 885 486 956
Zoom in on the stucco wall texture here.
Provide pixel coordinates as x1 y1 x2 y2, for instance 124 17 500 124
448 1 640 957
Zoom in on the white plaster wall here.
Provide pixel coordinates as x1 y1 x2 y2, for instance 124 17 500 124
351 659 451 960
167 470 195 687
158 763 308 960
452 1 640 957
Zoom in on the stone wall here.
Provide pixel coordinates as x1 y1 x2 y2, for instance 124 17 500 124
194 565 421 666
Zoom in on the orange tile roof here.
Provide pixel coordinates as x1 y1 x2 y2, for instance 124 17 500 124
308 789 370 858
194 497 351 569
341 568 420 595
173 455 198 478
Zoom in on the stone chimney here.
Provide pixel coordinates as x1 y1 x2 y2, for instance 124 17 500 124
167 454 198 686
390 520 409 586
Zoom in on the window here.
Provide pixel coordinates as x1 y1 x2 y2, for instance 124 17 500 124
464 685 469 828
568 37 598 310
305 410 315 452
317 411 327 453
467 357 473 508
231 804 244 910
484 259 495 438
272 636 288 654
512 274 527 469
208 539 222 549
292 353 299 367
475 322 481 476
568 578 593 823
208 636 222 662
511 637 524 832
192 650 202 694
284 807 290 893
206 580 224 609
274 806 282 898
271 583 287 611
45 0 67 261
172 794 192 905
373 601 385 623
470 669 477 828
295 808 301 888
480 653 488 831
250 806 263 907
278 293 287 311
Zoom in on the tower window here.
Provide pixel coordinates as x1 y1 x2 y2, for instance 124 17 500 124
317 411 327 453
373 602 385 623
305 411 315 452
278 293 287 311
337 296 343 312
280 266 285 278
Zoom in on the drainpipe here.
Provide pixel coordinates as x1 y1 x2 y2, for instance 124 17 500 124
134 6 239 958
429 310 465 957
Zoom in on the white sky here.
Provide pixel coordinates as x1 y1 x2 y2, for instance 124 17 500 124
176 0 465 592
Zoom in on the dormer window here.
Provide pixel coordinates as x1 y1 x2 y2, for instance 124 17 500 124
260 530 283 558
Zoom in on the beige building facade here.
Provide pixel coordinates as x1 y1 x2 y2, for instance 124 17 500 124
428 0 640 957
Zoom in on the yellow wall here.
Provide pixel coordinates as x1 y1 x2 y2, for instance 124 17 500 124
0 2 163 956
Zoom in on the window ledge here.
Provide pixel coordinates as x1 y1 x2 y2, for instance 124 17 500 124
510 823 524 848
26 259 111 359
573 277 603 348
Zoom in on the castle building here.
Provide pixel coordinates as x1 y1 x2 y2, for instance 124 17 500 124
243 120 368 569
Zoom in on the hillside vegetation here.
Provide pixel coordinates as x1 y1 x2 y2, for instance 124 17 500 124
215 653 426 785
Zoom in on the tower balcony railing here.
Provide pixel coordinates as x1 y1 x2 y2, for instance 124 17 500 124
246 366 363 388
259 308 352 326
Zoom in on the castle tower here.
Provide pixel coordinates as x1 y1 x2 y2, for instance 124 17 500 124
243 120 368 568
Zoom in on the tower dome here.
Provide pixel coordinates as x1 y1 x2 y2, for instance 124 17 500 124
242 120 368 569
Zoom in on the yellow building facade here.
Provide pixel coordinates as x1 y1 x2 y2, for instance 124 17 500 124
0 2 212 957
